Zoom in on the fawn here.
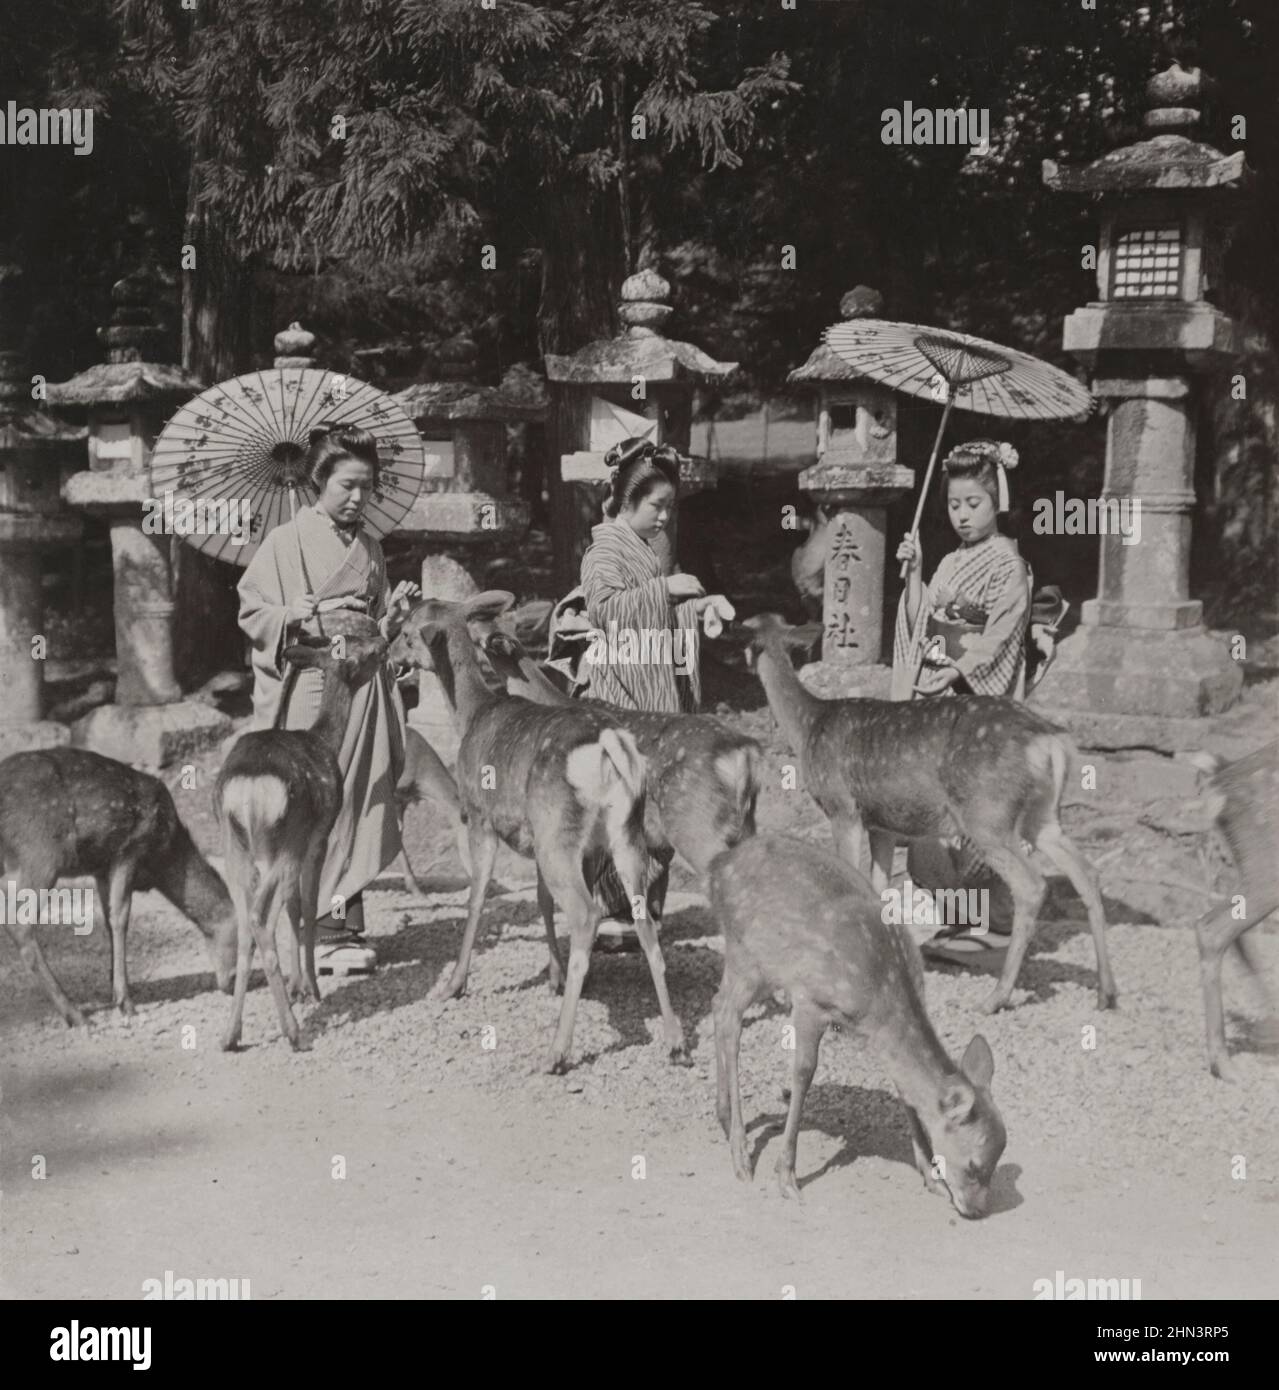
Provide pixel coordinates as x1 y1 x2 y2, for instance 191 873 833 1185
0 747 238 1026
481 628 761 911
1187 740 1279 1081
711 834 1007 1215
742 613 1115 1014
392 591 679 1074
395 726 471 893
215 616 387 1051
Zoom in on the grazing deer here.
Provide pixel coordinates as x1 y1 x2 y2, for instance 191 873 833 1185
742 613 1115 1014
391 591 681 1074
395 726 471 893
1187 741 1279 1081
0 748 237 1026
711 834 1007 1215
215 617 387 1051
480 628 761 916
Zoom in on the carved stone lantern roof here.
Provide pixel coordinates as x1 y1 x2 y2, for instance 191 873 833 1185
1042 63 1246 196
47 267 204 411
789 287 889 384
545 270 737 384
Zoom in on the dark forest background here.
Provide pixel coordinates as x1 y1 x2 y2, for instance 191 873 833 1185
2 0 1276 629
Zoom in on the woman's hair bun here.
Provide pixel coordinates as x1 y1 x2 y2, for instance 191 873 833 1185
997 441 1020 471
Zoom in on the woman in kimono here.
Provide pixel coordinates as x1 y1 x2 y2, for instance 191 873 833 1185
892 439 1031 969
237 426 420 975
574 438 731 946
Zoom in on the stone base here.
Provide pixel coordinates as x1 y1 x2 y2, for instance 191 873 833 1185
1029 623 1243 734
1026 705 1248 755
72 701 232 769
0 720 72 759
798 661 894 701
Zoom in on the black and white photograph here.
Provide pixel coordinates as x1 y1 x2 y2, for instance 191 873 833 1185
1 0 1276 1330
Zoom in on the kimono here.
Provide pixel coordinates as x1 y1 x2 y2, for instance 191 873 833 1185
892 532 1031 698
891 531 1031 913
579 519 703 713
237 505 407 915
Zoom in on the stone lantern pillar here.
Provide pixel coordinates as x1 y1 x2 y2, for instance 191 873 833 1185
50 269 231 766
1037 64 1247 743
788 288 916 698
391 336 537 761
0 265 85 756
544 270 736 590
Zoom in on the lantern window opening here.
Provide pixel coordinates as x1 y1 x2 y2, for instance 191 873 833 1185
1111 223 1182 300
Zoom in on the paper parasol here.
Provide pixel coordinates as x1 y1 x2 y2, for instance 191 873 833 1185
150 368 426 567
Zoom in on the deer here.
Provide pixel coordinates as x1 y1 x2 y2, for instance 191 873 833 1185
390 591 681 1075
0 747 238 1026
214 614 387 1051
479 628 761 920
790 503 830 619
741 613 1116 1015
1186 740 1279 1082
711 833 1007 1216
395 726 471 893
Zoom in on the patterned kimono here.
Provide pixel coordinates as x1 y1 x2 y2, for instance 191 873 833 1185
891 532 1031 912
237 505 407 915
892 532 1031 698
579 519 702 713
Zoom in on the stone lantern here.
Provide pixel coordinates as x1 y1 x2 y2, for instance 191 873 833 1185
544 270 736 589
788 288 916 698
50 269 231 766
391 336 538 760
0 265 85 756
1039 62 1247 741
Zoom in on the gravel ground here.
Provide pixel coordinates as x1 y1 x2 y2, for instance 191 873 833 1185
3 685 1278 1299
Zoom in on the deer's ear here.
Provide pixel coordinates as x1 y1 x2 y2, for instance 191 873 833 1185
464 590 516 621
960 1034 995 1090
782 622 823 651
940 1081 977 1124
282 643 320 667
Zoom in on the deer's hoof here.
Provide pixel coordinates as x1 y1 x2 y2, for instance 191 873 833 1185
1097 988 1119 1011
1209 1055 1240 1084
668 1043 692 1068
220 1034 242 1053
545 1051 569 1076
980 990 1010 1016
730 1149 752 1184
63 1007 88 1030
116 998 136 1019
775 1166 802 1202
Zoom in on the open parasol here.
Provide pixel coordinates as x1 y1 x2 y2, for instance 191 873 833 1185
821 318 1093 698
150 367 426 569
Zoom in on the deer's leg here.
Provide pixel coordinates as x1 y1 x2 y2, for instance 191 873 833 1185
1195 899 1239 1081
1232 920 1279 1050
1034 822 1117 1010
713 969 758 1181
775 997 824 1201
540 862 602 1076
970 839 1044 1014
299 855 322 1003
830 808 866 874
5 866 86 1028
246 877 299 1049
221 873 255 1052
626 850 686 1063
536 871 564 994
105 862 137 1017
868 829 896 894
442 819 499 999
397 847 425 897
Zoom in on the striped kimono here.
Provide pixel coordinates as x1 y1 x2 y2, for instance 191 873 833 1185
892 532 1031 912
892 532 1031 698
237 505 407 917
579 519 702 713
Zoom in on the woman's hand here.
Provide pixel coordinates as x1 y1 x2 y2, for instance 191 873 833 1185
896 534 922 570
380 580 422 639
317 594 369 614
665 573 705 601
285 594 318 625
